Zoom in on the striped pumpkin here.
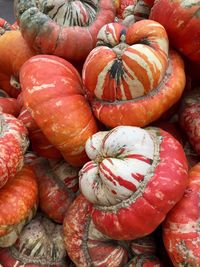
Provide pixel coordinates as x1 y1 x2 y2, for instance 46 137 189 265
0 213 71 266
116 0 151 22
14 0 117 62
79 126 188 240
163 163 200 266
0 165 38 247
82 20 185 127
0 113 29 189
63 194 129 267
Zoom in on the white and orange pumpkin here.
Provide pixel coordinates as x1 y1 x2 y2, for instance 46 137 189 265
79 126 188 240
82 20 186 128
0 213 72 266
14 0 118 62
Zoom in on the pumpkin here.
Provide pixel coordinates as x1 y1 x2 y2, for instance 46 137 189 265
0 30 35 97
0 113 29 188
14 0 118 62
150 0 200 63
63 194 129 267
0 165 38 247
126 255 163 266
30 157 79 223
79 126 188 240
0 89 20 116
0 213 72 266
163 162 200 266
116 0 151 24
18 106 62 159
82 20 186 128
179 88 200 156
20 54 98 166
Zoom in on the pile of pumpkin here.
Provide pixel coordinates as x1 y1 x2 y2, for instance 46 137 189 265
0 0 199 266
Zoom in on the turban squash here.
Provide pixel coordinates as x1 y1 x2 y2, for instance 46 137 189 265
163 163 200 266
150 0 200 63
63 194 129 267
20 54 98 167
0 113 29 188
79 126 188 240
30 157 79 223
14 0 118 62
0 213 71 266
179 88 200 156
63 194 163 266
82 19 186 128
0 165 38 247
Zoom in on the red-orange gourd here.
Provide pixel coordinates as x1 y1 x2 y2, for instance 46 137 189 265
20 55 98 167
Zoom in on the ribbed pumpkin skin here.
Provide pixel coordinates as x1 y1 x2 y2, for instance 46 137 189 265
82 20 185 128
0 31 35 97
14 0 117 62
63 194 129 267
163 163 200 266
0 213 71 266
18 106 62 159
150 0 200 63
79 126 188 240
179 88 200 156
0 165 38 247
0 113 29 189
20 55 98 167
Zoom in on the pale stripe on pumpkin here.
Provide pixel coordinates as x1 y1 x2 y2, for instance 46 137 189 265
40 0 97 26
79 126 155 206
83 20 169 101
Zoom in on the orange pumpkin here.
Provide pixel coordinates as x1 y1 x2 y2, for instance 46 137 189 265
82 20 186 128
0 31 35 97
20 55 98 166
0 165 38 247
